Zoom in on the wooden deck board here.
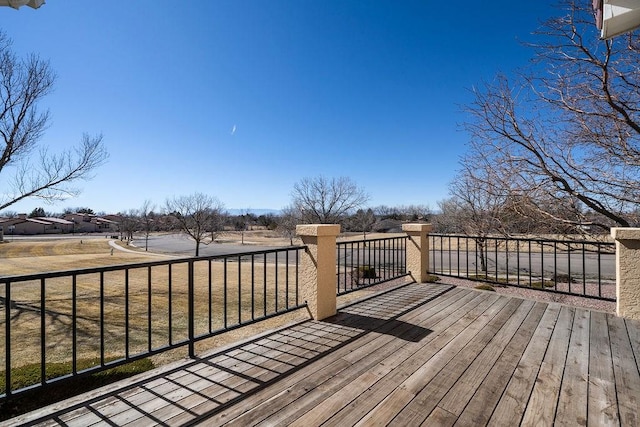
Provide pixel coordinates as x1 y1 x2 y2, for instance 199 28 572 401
451 301 548 427
608 315 640 426
486 303 561 426
555 308 590 426
6 282 640 427
587 310 619 427
520 305 575 426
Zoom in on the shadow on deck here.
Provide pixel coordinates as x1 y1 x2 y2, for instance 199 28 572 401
6 282 640 426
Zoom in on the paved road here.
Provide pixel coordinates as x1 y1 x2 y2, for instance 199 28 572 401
131 233 292 257
430 250 616 280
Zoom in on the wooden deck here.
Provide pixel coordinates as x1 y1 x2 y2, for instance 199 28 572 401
6 283 640 426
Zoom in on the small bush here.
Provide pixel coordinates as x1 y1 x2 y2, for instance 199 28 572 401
358 265 377 279
475 284 496 292
425 275 440 283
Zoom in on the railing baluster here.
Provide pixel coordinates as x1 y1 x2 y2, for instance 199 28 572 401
224 258 228 328
188 260 195 359
598 243 603 298
5 281 11 397
169 264 173 344
147 266 152 353
238 255 242 324
263 253 267 317
207 260 211 334
274 252 279 312
251 254 255 320
125 269 129 359
285 250 290 310
72 275 77 374
40 278 46 387
100 271 105 366
295 249 300 306
582 242 586 297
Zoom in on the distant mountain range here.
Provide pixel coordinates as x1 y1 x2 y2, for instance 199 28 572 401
226 208 281 216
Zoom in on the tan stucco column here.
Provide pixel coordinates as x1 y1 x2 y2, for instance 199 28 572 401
611 228 640 320
296 224 340 320
402 223 432 283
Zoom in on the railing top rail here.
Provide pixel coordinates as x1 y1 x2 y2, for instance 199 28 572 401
336 235 408 246
429 233 615 246
0 245 307 283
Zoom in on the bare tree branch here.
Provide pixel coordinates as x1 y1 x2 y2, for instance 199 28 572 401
291 176 369 224
0 31 107 211
462 0 640 230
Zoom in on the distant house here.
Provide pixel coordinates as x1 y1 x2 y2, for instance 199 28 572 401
0 215 74 235
62 213 119 233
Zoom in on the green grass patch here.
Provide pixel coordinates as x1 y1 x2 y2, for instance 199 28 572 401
0 358 154 421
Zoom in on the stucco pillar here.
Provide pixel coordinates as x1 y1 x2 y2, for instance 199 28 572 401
296 224 340 320
402 223 432 283
611 228 640 320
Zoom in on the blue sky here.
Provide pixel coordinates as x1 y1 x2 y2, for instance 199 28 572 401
0 1 560 215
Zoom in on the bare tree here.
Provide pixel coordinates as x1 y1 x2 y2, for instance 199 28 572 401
291 176 369 224
348 208 376 240
139 199 155 251
118 209 139 242
0 32 108 211
276 205 300 245
463 0 640 231
165 193 225 256
438 167 512 272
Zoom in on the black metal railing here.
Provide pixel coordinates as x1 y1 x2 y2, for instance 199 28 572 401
0 246 306 400
429 234 615 301
336 236 409 295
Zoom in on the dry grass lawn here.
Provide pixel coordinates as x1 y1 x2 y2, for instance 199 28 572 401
0 238 306 388
0 239 168 276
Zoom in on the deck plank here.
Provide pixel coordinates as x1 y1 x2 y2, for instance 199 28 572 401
555 308 591 426
452 301 548 426
486 303 561 426
520 305 575 427
608 315 640 426
587 311 619 427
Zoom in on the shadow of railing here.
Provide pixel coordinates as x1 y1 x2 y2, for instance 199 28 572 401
16 282 453 426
